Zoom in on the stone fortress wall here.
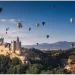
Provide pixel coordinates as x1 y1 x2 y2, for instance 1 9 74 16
0 36 29 64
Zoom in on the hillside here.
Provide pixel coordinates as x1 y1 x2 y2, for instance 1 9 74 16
0 48 75 74
22 48 75 74
22 41 75 49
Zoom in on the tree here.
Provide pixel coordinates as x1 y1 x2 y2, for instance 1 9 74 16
7 64 26 74
0 55 11 73
41 70 52 74
26 64 42 74
41 67 65 74
11 57 22 66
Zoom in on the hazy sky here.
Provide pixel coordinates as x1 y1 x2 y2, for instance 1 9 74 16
0 1 75 45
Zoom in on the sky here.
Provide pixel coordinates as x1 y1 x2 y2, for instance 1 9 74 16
0 1 75 45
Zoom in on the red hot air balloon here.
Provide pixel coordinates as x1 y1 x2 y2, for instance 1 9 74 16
17 23 22 28
29 28 31 31
70 43 74 48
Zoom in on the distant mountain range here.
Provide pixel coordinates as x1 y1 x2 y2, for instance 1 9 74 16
22 41 75 50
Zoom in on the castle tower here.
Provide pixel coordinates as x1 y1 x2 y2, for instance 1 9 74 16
16 36 20 50
0 37 4 44
15 36 21 55
11 41 16 53
19 41 21 50
16 36 21 50
17 36 19 41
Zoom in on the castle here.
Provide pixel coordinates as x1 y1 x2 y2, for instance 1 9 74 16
0 36 29 64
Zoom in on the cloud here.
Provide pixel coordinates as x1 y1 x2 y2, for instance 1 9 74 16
0 28 51 45
8 29 30 34
0 28 51 38
0 19 21 24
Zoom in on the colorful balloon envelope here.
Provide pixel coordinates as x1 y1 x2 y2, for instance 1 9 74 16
71 43 74 46
70 18 74 23
17 23 22 28
70 43 74 48
36 23 39 27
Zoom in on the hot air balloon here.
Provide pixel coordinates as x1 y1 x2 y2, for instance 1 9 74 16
17 23 22 28
42 22 45 26
70 18 74 23
29 28 31 31
52 4 54 7
6 28 9 31
36 43 38 46
0 8 2 12
36 23 39 27
46 35 49 38
6 32 7 34
70 43 74 48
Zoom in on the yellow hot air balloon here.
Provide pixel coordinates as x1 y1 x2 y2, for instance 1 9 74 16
36 23 39 27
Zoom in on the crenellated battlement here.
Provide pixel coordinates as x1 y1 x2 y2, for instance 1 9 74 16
0 36 28 64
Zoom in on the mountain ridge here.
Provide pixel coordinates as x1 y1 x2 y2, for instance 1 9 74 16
22 41 75 49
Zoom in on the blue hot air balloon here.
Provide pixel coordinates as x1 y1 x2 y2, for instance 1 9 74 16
0 8 2 13
42 22 45 26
